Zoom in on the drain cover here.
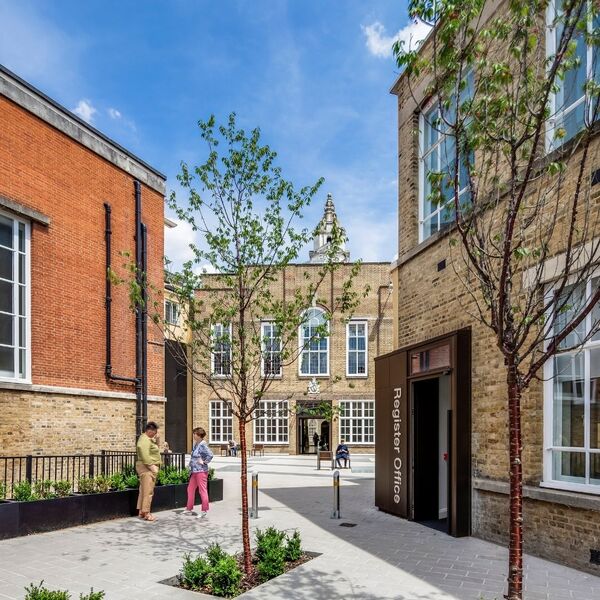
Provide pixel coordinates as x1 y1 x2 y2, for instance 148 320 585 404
340 522 357 527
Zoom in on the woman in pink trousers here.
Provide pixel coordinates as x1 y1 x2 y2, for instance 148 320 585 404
184 427 213 518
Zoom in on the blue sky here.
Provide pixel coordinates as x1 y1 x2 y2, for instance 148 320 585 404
0 1 429 266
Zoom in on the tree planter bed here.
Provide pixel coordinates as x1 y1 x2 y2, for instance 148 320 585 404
160 551 319 598
0 478 223 539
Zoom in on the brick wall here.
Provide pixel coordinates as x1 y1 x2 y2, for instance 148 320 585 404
0 87 165 454
192 262 394 454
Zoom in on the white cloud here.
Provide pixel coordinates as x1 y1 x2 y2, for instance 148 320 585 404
165 218 197 268
107 107 122 119
362 19 431 59
73 99 97 123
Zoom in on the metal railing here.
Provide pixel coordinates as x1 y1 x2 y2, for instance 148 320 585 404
0 450 186 499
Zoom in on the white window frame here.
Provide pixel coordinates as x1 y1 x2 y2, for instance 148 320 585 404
339 400 375 445
0 211 31 383
165 300 179 326
261 320 282 378
298 307 329 377
211 323 232 378
542 274 600 494
253 400 289 444
346 320 368 377
546 0 597 150
209 400 233 444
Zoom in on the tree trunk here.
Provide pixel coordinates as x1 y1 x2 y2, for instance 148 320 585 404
506 361 523 600
238 418 252 574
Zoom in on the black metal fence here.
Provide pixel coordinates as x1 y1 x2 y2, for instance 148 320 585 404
0 450 186 499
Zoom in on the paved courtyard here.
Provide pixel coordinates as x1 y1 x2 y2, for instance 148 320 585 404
0 454 599 600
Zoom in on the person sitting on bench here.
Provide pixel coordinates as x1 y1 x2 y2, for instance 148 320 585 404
335 440 350 468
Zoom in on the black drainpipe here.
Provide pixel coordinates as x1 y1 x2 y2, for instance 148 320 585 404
134 181 144 439
104 202 139 389
141 222 148 427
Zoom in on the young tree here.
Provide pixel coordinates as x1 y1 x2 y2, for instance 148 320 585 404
165 114 362 574
395 1 600 598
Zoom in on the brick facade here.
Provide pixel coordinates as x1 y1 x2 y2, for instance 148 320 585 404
390 4 600 575
0 66 166 454
191 261 394 456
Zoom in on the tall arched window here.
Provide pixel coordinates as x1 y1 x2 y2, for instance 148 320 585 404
299 307 329 376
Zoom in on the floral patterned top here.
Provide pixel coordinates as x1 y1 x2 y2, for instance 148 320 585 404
189 440 214 473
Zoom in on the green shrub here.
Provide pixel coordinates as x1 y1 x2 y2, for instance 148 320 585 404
206 543 227 567
158 466 190 486
255 527 286 562
33 480 56 500
53 480 72 498
79 590 105 600
121 464 136 478
14 481 34 502
24 581 70 600
94 476 111 494
0 480 6 499
109 472 126 491
256 527 286 582
207 555 242 598
23 582 104 600
123 473 139 488
181 554 211 590
284 530 302 562
77 478 96 495
208 467 215 481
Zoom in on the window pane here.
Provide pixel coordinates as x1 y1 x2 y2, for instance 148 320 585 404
0 345 14 376
19 348 25 378
0 280 12 313
18 286 25 316
592 277 600 341
553 353 584 447
0 248 12 281
0 216 12 249
357 353 366 374
18 223 24 253
552 450 585 483
554 283 586 349
18 254 24 285
591 349 600 449
348 353 357 374
591 454 600 485
0 313 13 346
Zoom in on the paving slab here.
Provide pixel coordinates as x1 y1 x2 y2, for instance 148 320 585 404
0 454 598 599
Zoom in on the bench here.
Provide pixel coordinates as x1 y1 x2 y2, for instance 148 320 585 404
251 444 264 457
317 450 334 470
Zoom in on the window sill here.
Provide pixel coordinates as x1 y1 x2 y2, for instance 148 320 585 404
298 374 330 379
473 477 600 511
252 442 289 446
346 374 368 379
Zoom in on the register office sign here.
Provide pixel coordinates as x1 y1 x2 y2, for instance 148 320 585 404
374 349 408 517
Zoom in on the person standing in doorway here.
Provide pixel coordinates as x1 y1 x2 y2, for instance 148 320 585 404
313 431 319 452
184 427 214 518
136 421 161 522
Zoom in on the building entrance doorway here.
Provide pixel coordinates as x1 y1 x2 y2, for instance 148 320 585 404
298 418 330 454
412 375 451 532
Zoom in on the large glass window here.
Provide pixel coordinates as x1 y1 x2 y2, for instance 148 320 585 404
548 0 599 147
419 74 473 242
545 277 600 491
261 321 282 377
211 323 231 377
347 321 367 376
254 400 288 444
299 308 329 376
339 401 375 444
0 214 29 381
210 401 233 443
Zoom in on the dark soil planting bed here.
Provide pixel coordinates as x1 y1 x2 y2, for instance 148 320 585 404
161 551 318 598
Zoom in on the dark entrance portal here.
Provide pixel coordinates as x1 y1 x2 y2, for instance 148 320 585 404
165 340 188 453
412 376 450 532
413 378 439 522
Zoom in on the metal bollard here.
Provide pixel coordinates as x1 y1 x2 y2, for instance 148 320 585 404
331 470 341 519
249 471 259 519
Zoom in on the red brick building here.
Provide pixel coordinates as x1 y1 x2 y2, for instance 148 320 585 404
0 65 166 454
